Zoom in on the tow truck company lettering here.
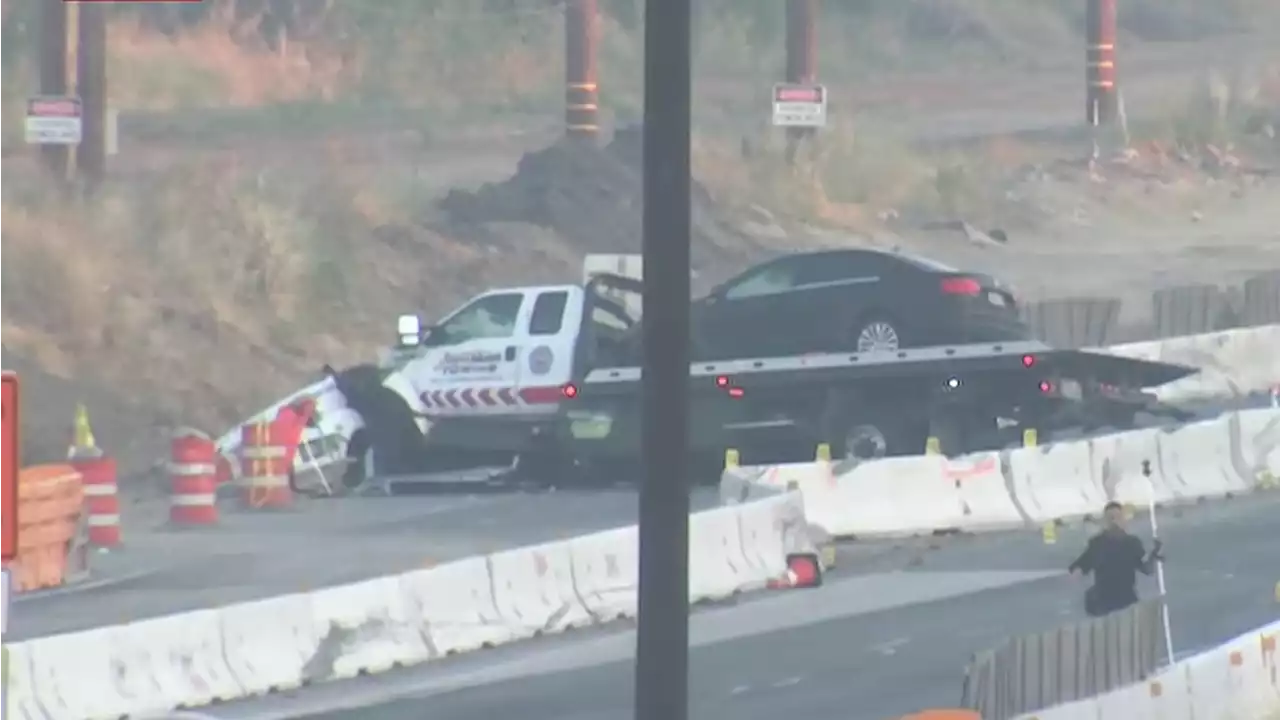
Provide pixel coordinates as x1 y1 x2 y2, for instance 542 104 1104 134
435 350 503 375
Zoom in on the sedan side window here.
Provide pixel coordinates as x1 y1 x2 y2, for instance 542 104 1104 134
793 253 885 286
427 293 524 346
722 264 799 300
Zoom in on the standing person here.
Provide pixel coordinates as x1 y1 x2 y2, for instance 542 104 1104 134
1069 501 1165 618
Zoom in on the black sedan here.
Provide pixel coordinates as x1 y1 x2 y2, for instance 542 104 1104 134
690 248 1030 360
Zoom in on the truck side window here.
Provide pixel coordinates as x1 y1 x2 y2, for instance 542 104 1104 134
429 293 523 345
529 291 569 336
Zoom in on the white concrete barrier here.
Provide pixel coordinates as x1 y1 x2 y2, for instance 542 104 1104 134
2 492 811 720
1095 324 1280 403
1017 619 1280 720
724 409 1280 540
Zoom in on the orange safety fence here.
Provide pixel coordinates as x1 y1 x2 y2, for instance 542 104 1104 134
2 464 87 592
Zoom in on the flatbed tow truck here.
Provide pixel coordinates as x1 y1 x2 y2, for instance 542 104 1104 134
329 273 1196 490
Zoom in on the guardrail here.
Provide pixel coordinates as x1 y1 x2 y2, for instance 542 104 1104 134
1014 618 1280 719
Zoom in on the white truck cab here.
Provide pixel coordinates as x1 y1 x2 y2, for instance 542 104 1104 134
214 255 643 490
381 284 587 432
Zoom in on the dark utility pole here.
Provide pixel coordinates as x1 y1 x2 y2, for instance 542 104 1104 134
565 0 600 139
39 0 70 179
77 1 108 190
1085 0 1118 126
633 2 692 720
785 0 817 88
783 0 818 156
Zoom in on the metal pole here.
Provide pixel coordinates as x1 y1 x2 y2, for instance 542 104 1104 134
39 0 70 180
76 0 108 191
1085 0 1118 126
565 0 600 139
633 0 692 719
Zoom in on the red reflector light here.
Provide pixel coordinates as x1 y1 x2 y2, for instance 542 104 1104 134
1039 381 1053 393
940 277 983 295
519 386 569 404
715 375 730 388
727 387 745 399
1022 354 1036 368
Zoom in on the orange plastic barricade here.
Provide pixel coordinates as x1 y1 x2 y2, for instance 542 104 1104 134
2 371 18 562
240 421 294 509
4 464 88 592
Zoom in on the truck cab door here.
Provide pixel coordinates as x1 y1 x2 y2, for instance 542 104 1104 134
407 290 529 416
515 288 582 416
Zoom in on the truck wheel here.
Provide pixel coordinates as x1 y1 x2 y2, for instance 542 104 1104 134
819 400 892 461
839 423 888 461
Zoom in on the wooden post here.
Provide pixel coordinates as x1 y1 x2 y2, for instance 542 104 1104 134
39 0 70 180
76 1 108 191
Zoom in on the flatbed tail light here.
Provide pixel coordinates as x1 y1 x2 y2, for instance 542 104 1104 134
519 385 577 404
940 277 983 296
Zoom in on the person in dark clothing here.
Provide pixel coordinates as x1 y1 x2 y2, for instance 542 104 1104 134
1069 501 1164 617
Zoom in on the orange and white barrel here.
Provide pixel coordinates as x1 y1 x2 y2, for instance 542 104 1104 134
240 420 293 509
169 429 219 526
71 454 121 547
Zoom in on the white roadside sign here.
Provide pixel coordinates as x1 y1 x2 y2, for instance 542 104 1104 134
25 95 83 145
771 83 827 128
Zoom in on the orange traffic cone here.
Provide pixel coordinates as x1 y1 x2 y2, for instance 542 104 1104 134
767 554 822 589
67 403 102 460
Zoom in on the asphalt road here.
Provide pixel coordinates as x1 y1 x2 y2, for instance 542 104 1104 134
209 488 1280 720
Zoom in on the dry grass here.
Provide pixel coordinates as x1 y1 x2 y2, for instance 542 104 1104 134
0 155 581 433
691 118 1047 234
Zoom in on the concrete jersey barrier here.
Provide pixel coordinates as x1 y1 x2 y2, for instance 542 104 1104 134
1 492 813 720
1094 324 1280 402
1015 618 1280 720
722 408 1280 539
